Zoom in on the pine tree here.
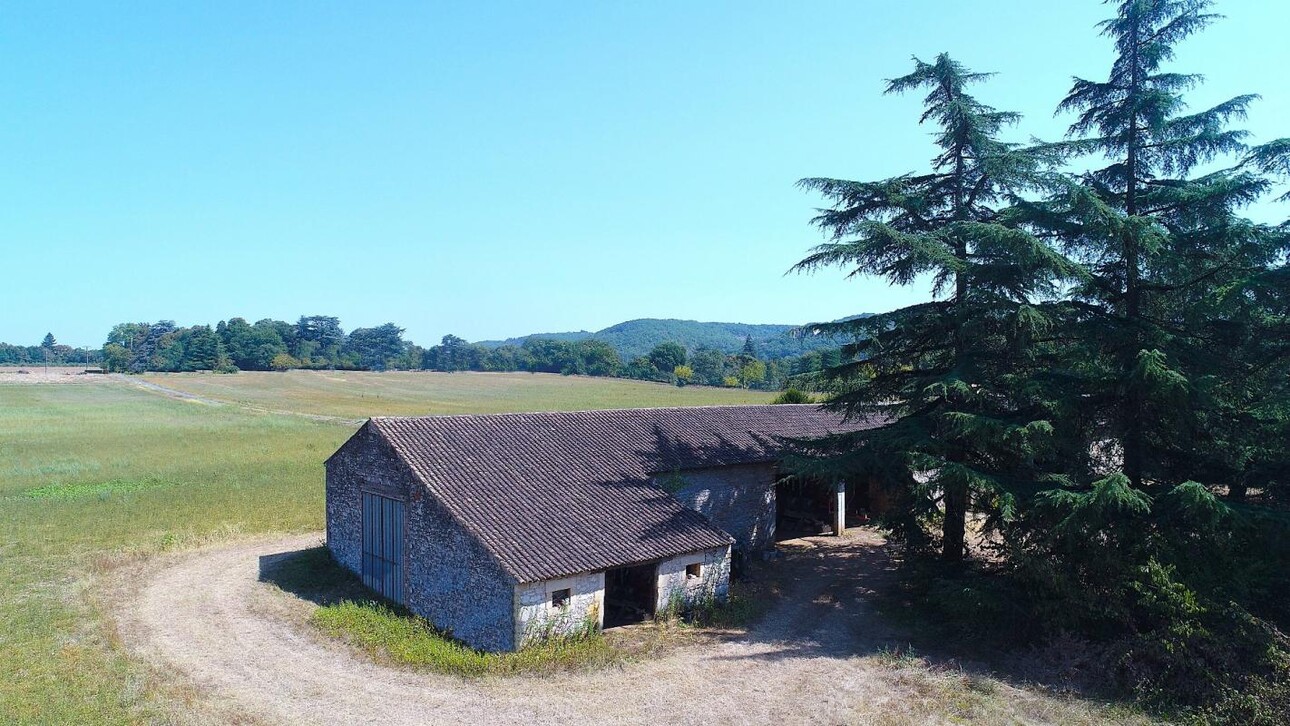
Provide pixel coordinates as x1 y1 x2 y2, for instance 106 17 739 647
181 325 226 372
790 55 1073 563
1026 0 1288 496
1003 3 1290 707
1205 140 1290 503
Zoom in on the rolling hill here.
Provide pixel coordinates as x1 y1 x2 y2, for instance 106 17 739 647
476 317 865 361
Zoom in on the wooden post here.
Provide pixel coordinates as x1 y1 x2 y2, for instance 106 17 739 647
832 480 846 536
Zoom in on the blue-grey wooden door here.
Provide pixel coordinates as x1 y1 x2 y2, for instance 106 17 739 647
361 492 404 603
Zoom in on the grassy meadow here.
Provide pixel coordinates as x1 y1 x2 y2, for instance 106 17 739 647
0 372 769 723
139 369 773 418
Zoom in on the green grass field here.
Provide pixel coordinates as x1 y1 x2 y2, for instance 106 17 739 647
0 372 771 723
139 369 773 418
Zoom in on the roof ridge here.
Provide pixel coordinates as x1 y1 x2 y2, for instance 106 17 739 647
369 402 823 423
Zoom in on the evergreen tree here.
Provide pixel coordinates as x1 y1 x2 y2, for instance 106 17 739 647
150 329 186 371
344 323 406 371
1023 0 1280 496
127 321 173 373
1001 2 1290 709
426 334 473 371
295 315 345 366
181 325 226 371
791 54 1072 563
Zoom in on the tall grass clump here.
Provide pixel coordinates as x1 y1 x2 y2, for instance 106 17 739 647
311 601 623 676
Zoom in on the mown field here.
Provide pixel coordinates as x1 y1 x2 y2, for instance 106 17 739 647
138 370 775 418
0 373 771 723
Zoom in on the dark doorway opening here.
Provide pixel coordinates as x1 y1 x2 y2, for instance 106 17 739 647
846 477 886 523
603 562 657 628
775 478 834 541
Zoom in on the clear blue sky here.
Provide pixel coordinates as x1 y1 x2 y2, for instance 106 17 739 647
2 1 1285 347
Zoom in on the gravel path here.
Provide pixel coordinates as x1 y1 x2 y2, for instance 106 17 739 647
114 531 1113 725
116 375 363 425
115 374 227 404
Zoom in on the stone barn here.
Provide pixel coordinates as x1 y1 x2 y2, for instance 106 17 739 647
325 404 878 652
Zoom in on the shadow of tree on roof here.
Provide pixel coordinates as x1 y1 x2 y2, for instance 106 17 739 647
634 423 784 473
583 425 784 548
587 424 832 549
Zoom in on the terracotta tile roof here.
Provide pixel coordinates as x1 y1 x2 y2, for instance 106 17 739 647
365 404 878 583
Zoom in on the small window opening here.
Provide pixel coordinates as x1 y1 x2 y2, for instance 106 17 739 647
552 588 571 608
686 563 702 580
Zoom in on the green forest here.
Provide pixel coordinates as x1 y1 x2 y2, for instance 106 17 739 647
476 317 852 360
787 1 1290 721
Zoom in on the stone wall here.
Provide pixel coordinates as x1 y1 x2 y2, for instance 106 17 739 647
513 571 605 649
654 546 731 613
404 491 518 652
664 463 776 553
325 423 519 652
325 423 410 577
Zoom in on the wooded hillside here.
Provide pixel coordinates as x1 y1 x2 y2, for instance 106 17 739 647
475 317 858 360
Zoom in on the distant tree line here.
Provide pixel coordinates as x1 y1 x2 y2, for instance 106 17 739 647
8 316 843 389
97 316 414 373
0 333 103 367
421 333 842 390
478 318 851 361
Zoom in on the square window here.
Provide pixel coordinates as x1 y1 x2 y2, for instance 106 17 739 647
552 588 571 608
686 563 702 580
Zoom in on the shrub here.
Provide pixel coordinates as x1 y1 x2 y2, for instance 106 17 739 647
673 365 693 386
269 353 299 371
771 388 814 404
312 598 624 677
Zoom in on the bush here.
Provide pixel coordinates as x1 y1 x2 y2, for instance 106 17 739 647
673 365 693 386
269 353 300 371
984 474 1290 718
771 388 814 404
312 600 624 676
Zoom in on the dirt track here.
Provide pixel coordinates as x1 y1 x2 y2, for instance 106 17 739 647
114 531 1126 725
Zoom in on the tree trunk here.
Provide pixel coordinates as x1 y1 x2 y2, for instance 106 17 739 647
942 79 971 567
942 479 968 563
1122 14 1145 491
